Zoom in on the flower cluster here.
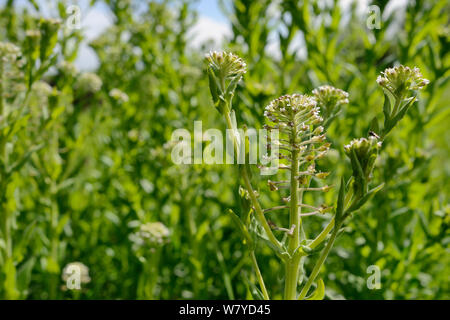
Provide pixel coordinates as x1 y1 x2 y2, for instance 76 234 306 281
205 51 247 113
0 42 25 100
58 61 79 76
344 136 381 195
264 94 319 124
132 222 170 248
109 88 129 104
377 65 429 99
75 72 103 94
32 81 53 97
205 51 247 81
0 42 22 63
264 94 331 194
312 85 349 121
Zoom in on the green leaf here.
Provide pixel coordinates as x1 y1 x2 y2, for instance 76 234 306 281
243 272 264 300
16 258 36 296
228 209 253 248
347 183 385 214
335 177 346 224
306 278 325 300
4 258 19 299
369 116 380 136
207 67 220 107
7 144 45 175
382 93 392 130
390 97 416 128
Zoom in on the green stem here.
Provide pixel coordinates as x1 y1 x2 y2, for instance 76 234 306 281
297 182 359 299
298 226 340 300
284 142 302 300
0 60 4 117
391 96 402 116
250 251 269 300
309 218 335 250
0 60 17 299
224 110 283 253
309 183 356 250
49 194 59 299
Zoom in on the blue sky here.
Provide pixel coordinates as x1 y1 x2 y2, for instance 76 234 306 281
0 0 231 69
195 0 227 24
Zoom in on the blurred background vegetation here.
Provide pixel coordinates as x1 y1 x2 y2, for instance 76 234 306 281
0 0 448 299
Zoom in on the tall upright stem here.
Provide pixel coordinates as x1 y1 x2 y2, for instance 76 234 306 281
298 226 339 300
0 60 18 299
0 60 4 116
224 110 282 253
284 128 302 299
250 250 269 300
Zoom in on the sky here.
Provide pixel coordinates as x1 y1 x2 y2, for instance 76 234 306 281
78 0 232 69
0 0 232 70
2 0 408 70
195 0 228 24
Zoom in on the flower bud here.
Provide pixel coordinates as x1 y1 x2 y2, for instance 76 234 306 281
344 136 381 195
268 180 279 191
109 88 129 104
377 65 429 99
39 18 61 62
24 30 41 61
312 85 349 121
58 61 78 75
138 222 170 246
205 51 247 114
75 72 103 94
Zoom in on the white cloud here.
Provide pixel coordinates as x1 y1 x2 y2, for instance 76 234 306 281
187 15 232 50
76 12 232 70
75 7 112 70
81 6 113 41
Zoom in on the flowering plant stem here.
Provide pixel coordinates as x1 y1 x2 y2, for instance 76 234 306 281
205 51 428 300
250 251 269 300
298 226 339 299
223 110 282 253
284 132 303 300
223 107 280 299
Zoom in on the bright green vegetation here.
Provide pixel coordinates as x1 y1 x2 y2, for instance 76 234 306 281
0 0 448 300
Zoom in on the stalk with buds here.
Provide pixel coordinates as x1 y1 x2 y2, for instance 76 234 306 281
205 52 429 300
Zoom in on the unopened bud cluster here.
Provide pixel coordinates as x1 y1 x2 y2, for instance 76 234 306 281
0 42 25 100
109 88 129 104
205 51 247 81
344 136 381 195
205 51 247 113
75 72 103 94
0 42 22 63
136 222 170 247
312 85 349 121
377 65 429 99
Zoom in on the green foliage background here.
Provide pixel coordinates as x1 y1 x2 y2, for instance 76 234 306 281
0 0 448 299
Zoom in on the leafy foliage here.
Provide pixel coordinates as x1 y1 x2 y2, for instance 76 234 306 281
0 0 448 300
